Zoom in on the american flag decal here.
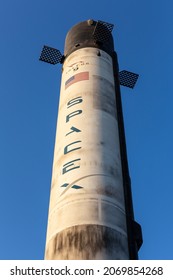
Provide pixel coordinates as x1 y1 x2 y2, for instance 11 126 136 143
65 72 89 89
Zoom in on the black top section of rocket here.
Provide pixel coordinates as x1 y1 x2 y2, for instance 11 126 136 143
64 19 114 57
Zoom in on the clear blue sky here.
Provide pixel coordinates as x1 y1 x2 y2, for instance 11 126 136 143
0 0 172 260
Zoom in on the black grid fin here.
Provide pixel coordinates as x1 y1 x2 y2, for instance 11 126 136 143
119 70 139 89
39 45 63 65
93 20 114 43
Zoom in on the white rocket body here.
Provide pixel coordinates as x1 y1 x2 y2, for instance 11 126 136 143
44 47 129 259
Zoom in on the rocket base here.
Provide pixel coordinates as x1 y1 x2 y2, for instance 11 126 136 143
45 224 129 260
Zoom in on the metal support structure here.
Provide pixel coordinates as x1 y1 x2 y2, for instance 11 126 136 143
93 20 114 43
119 70 139 89
39 45 64 65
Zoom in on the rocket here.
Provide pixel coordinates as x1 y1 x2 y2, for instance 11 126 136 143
39 19 142 260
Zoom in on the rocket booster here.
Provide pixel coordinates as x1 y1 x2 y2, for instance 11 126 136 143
43 19 142 260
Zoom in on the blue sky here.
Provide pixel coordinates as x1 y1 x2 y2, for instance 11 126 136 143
0 0 173 260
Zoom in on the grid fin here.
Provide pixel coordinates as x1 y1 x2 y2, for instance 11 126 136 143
93 20 114 43
119 70 139 89
39 45 63 65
